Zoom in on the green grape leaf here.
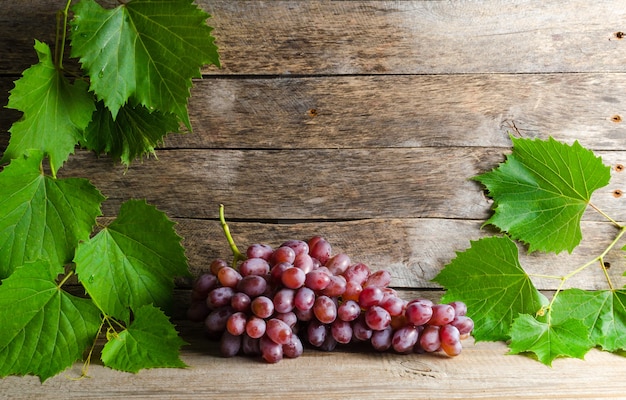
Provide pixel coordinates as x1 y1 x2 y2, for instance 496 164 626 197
551 289 626 352
70 0 220 127
81 101 180 165
0 150 105 279
1 40 95 176
475 136 611 254
433 236 546 341
508 314 593 366
74 199 189 322
101 304 187 373
0 260 102 382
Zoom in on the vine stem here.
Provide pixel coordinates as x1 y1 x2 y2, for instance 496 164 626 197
589 201 622 229
55 0 73 70
219 204 246 268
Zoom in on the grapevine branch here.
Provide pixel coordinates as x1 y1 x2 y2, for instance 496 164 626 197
219 204 246 268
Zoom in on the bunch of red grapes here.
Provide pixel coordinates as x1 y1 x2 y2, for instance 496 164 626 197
187 236 474 363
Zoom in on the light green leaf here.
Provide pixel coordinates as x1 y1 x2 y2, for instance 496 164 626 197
81 101 179 166
0 260 102 382
101 304 187 373
74 199 189 322
508 314 593 366
475 136 611 254
433 236 546 341
1 40 95 176
551 289 626 352
0 150 105 279
70 0 220 127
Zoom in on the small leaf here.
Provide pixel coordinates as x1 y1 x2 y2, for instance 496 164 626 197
552 289 626 352
74 199 189 322
433 236 546 341
0 260 102 382
70 0 220 127
101 304 187 373
0 150 105 279
508 314 593 366
475 136 611 253
2 40 95 175
81 101 180 165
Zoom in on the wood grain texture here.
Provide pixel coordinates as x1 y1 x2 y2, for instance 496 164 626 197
2 1 626 75
57 148 626 222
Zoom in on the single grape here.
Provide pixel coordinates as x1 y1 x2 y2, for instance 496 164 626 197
237 275 267 298
331 319 353 344
308 236 331 265
429 304 456 326
352 316 373 341
226 311 248 336
205 307 234 334
220 331 242 357
210 259 228 276
295 306 314 322
441 340 463 357
251 295 275 318
451 315 474 336
275 311 298 329
313 295 337 324
239 257 270 277
280 239 310 257
282 334 304 358
245 316 267 339
370 326 393 351
294 286 316 311
192 273 219 299
342 262 371 285
306 319 327 347
439 324 460 346
231 292 251 312
266 318 293 345
273 246 296 265
294 253 314 274
449 301 468 317
305 269 331 291
337 300 361 322
359 285 384 308
246 243 274 260
206 286 235 309
342 281 363 302
270 262 292 284
217 266 242 288
242 333 261 356
420 325 441 352
405 301 433 326
326 253 351 275
281 266 306 289
364 269 391 288
273 288 296 314
380 293 406 317
319 334 338 352
392 325 419 354
260 335 284 363
321 274 347 297
364 305 391 330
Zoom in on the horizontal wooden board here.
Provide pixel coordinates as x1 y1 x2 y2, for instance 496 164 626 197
174 218 626 291
57 148 626 222
3 1 626 75
1 316 625 399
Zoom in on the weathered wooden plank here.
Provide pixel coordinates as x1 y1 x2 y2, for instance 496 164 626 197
175 218 626 291
3 1 626 75
179 73 626 151
1 317 625 399
3 72 626 152
58 148 626 222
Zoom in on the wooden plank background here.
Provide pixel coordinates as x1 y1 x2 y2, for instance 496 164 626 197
2 1 626 397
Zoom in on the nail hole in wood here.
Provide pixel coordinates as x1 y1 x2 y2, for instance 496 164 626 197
604 262 611 269
613 189 623 198
307 108 318 118
616 164 624 172
616 31 625 39
611 115 622 123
